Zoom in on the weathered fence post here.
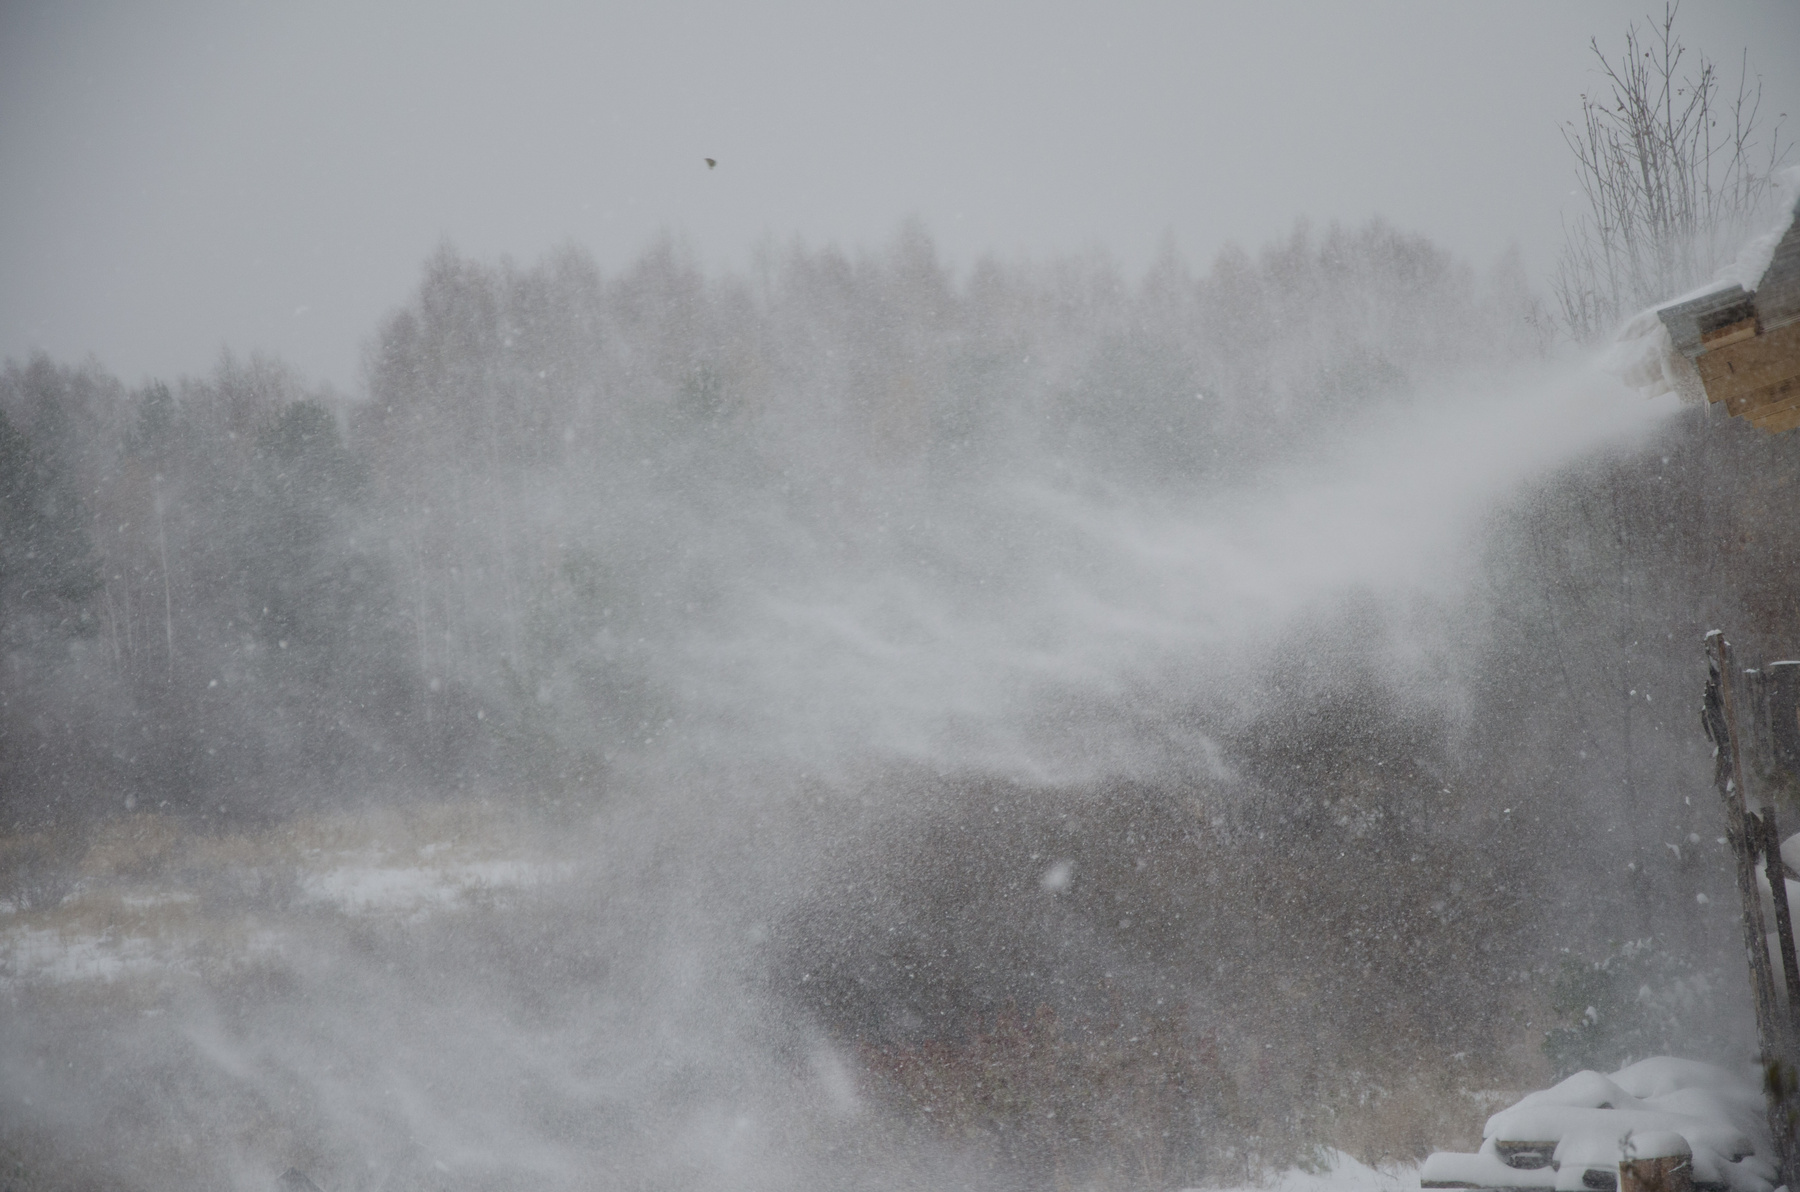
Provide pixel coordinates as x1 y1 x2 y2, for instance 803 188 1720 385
1701 631 1800 1174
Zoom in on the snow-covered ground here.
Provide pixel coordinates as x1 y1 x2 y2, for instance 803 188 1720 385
1200 1150 1422 1192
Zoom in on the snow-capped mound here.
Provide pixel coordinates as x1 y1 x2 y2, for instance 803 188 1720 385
1422 1057 1777 1192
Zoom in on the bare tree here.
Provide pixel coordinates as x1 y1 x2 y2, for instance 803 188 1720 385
1554 3 1788 341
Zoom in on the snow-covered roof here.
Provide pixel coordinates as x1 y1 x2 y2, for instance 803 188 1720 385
1659 284 1757 360
1652 183 1800 433
1659 191 1800 358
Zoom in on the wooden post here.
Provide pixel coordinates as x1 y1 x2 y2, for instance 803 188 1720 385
1619 1154 1692 1192
1702 632 1799 1177
1745 664 1800 1025
1760 809 1800 1021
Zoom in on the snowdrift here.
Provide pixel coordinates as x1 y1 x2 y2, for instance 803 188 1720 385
1420 1057 1777 1192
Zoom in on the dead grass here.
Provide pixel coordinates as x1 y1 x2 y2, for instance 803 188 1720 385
0 797 565 1003
1310 1070 1524 1161
79 814 190 880
853 993 1550 1189
3 800 1550 1188
859 1001 1247 1190
0 831 86 912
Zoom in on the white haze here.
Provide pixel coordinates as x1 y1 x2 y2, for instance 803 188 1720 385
651 360 1682 787
5 5 1789 1188
1 315 1702 1188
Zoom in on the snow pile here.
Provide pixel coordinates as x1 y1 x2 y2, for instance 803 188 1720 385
1421 1058 1776 1192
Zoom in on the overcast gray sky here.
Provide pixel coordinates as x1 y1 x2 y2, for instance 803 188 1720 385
3 1 1797 392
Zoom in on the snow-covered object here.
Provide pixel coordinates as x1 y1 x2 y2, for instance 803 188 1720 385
1421 1057 1777 1192
1187 1148 1417 1192
1654 166 1800 341
1642 172 1800 430
1621 166 1800 415
1420 1147 1556 1189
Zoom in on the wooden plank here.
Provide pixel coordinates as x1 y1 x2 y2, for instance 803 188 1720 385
1727 381 1800 420
1712 369 1797 416
1701 317 1758 349
1742 387 1800 429
1696 320 1800 403
1754 404 1800 434
1746 397 1800 432
1751 386 1800 414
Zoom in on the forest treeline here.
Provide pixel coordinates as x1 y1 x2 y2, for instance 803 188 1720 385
4 220 1800 1173
0 220 1546 823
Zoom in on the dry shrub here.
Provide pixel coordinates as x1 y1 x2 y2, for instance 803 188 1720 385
0 829 86 911
1307 1068 1522 1164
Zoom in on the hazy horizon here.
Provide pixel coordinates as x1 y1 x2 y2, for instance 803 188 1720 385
4 1 1798 390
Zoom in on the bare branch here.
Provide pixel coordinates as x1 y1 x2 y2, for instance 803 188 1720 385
1554 4 1787 340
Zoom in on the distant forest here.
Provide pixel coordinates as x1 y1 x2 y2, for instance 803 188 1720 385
4 222 1800 1138
3 220 1557 821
